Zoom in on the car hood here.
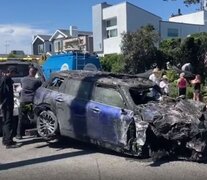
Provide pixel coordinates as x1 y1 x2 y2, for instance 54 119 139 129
135 98 207 158
138 98 205 125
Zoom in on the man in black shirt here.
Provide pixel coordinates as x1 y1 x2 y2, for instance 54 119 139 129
0 66 19 148
16 66 42 139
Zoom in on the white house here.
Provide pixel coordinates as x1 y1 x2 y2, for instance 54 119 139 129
92 1 207 55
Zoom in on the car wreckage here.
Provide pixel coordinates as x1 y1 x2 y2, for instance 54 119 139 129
33 70 207 162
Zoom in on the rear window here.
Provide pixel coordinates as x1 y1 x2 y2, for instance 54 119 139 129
0 64 30 77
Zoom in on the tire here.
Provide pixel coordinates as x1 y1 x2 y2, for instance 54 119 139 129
37 110 58 139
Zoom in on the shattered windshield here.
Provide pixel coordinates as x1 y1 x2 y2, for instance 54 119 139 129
129 87 155 105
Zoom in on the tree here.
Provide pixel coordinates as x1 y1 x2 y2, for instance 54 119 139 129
160 32 207 81
159 38 182 66
100 54 125 73
121 25 163 74
180 37 200 71
165 0 200 5
7 53 17 58
183 0 200 4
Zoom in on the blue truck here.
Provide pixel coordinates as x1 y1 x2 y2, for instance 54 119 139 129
42 52 101 79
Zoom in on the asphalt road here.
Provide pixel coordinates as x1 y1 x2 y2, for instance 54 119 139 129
0 136 207 180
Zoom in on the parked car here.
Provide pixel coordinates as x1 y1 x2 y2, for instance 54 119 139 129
0 59 45 135
33 70 207 161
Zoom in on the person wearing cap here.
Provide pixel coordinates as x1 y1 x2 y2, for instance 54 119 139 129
16 66 42 139
0 66 19 148
159 75 169 96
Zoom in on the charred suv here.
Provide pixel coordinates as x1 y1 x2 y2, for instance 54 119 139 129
34 70 207 161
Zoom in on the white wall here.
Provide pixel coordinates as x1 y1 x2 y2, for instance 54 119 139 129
169 11 205 25
126 3 161 32
92 3 111 53
102 3 127 54
102 2 162 54
160 21 206 40
104 37 122 54
93 2 207 55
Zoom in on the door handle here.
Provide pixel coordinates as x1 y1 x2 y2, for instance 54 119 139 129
55 97 64 102
92 107 100 113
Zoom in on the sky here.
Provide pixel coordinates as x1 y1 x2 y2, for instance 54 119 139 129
0 0 200 54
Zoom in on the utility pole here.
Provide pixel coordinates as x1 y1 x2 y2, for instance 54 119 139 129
5 41 10 54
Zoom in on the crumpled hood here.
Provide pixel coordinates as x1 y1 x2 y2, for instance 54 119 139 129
136 98 207 159
138 99 206 125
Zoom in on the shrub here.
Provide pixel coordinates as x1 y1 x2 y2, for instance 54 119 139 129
166 70 179 82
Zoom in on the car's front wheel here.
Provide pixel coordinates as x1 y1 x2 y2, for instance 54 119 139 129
37 110 58 139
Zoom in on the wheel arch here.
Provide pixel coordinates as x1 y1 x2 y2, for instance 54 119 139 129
34 103 54 116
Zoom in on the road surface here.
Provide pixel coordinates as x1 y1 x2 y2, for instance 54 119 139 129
0 136 207 180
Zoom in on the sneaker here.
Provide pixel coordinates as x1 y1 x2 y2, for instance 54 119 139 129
6 144 20 149
2 140 16 146
10 140 17 145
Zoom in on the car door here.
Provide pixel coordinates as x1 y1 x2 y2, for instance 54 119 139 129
56 78 93 138
87 84 132 145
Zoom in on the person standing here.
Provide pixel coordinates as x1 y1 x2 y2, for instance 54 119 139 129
191 74 202 101
0 66 19 148
177 73 187 97
149 68 161 99
16 66 42 139
159 75 169 96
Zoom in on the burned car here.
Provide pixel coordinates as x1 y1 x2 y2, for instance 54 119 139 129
33 70 207 161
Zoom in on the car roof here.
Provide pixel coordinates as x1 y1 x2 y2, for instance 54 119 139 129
0 60 37 64
52 70 154 89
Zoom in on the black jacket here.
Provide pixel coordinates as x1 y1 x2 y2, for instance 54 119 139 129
0 75 14 109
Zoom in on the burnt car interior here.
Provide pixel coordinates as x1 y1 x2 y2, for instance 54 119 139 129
129 88 155 105
47 77 64 89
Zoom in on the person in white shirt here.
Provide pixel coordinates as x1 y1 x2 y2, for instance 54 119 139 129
159 75 169 95
149 68 160 85
149 68 161 99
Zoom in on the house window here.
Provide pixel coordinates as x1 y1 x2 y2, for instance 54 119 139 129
106 18 117 27
38 44 44 54
54 41 63 52
58 42 61 51
49 44 52 52
106 29 118 38
167 28 179 37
